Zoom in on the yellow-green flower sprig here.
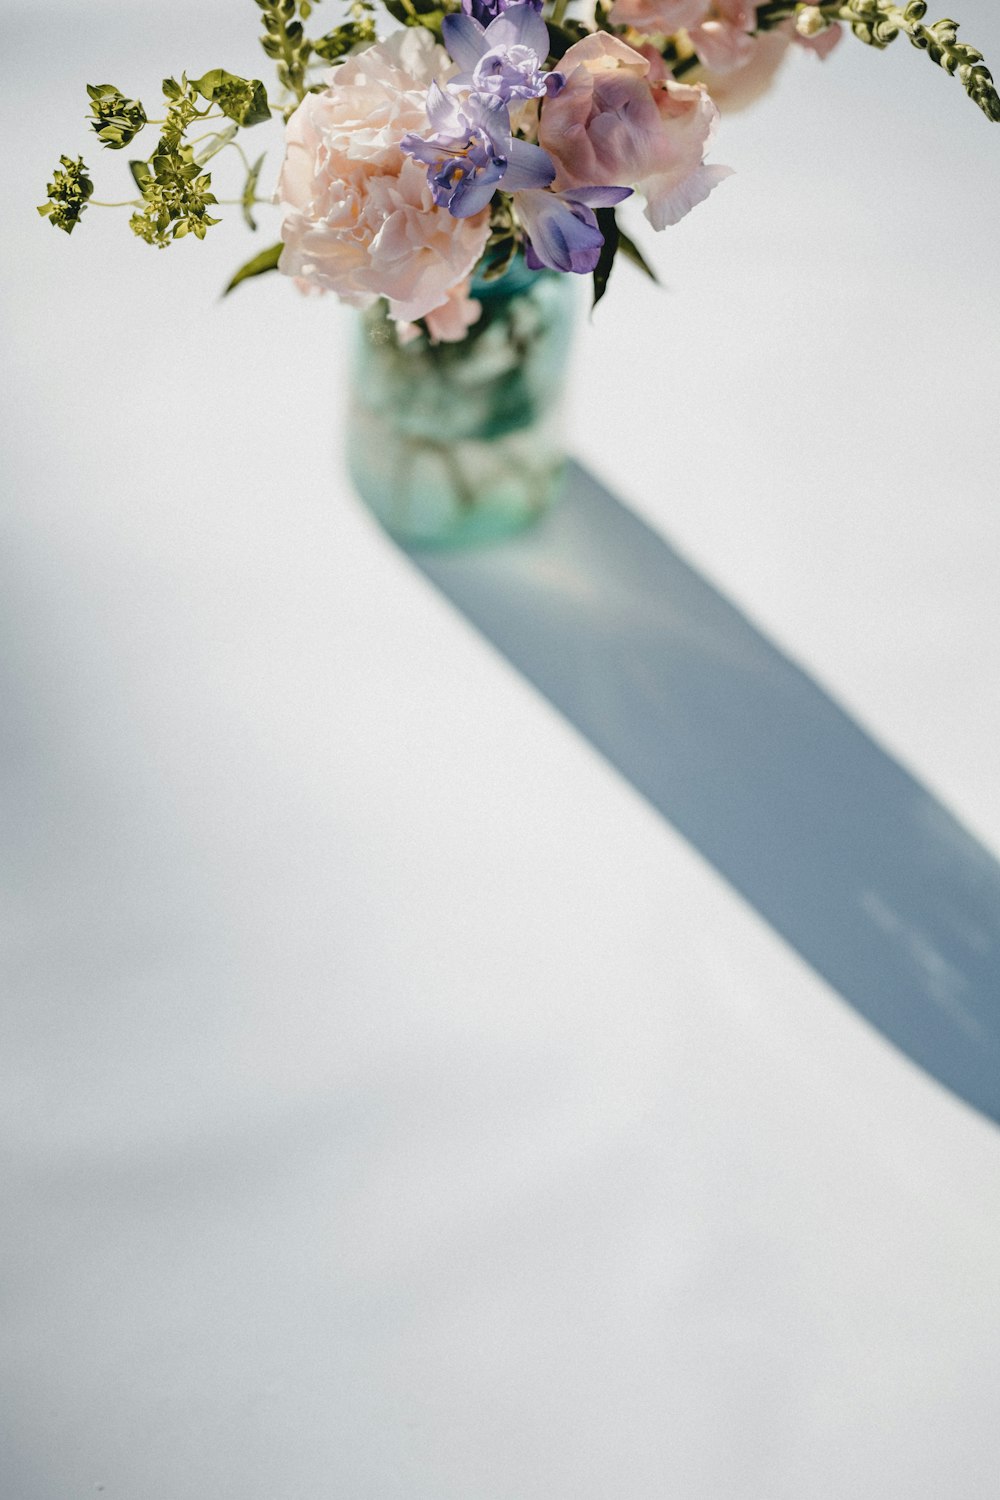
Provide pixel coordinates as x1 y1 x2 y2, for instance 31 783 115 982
129 142 221 247
87 85 147 149
127 75 265 246
39 65 276 245
37 155 94 234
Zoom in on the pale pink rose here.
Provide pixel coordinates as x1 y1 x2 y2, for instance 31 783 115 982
690 1 840 86
696 17 841 113
538 33 732 232
689 0 755 73
277 30 490 329
605 0 752 62
607 0 762 78
607 0 709 34
696 29 790 111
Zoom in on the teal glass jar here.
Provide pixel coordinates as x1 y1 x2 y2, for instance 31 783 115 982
346 258 577 547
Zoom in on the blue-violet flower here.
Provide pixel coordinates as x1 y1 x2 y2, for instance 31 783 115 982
401 82 554 218
462 0 542 28
443 3 563 104
514 184 632 273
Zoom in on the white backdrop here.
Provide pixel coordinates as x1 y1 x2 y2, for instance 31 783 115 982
3 4 1000 1497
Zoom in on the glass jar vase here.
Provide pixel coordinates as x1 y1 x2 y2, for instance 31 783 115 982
346 258 577 547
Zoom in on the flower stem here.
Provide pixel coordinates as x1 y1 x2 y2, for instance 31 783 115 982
90 196 273 209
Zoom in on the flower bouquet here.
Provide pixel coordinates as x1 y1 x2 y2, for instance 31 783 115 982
41 0 998 544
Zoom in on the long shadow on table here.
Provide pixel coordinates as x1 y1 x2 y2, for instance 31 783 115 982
408 461 1000 1126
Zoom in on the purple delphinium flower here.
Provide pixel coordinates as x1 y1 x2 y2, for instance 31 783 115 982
402 83 555 219
443 3 563 104
514 185 632 274
402 87 507 217
462 0 541 27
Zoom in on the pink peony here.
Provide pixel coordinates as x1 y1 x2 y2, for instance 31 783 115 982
277 30 491 329
398 280 483 344
538 33 731 232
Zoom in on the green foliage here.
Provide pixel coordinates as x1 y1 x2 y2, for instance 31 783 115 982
129 158 151 192
223 241 283 293
545 19 591 62
590 209 659 311
592 0 614 32
754 1 807 24
478 198 520 281
129 142 220 246
591 206 619 310
193 123 239 166
382 0 451 37
617 227 659 283
86 84 147 149
193 69 272 126
312 17 378 62
37 155 94 234
241 152 267 229
480 235 520 282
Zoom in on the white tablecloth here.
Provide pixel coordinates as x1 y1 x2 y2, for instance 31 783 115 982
3 4 1000 1496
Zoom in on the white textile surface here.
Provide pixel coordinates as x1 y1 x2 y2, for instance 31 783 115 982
2 4 1000 1497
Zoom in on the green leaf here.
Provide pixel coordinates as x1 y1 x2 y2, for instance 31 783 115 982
617 228 659 284
591 207 619 311
312 18 378 61
194 123 238 166
383 0 449 32
192 69 271 127
129 158 153 191
593 0 614 32
223 241 282 295
545 19 592 60
241 152 266 231
479 234 519 282
191 68 225 100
